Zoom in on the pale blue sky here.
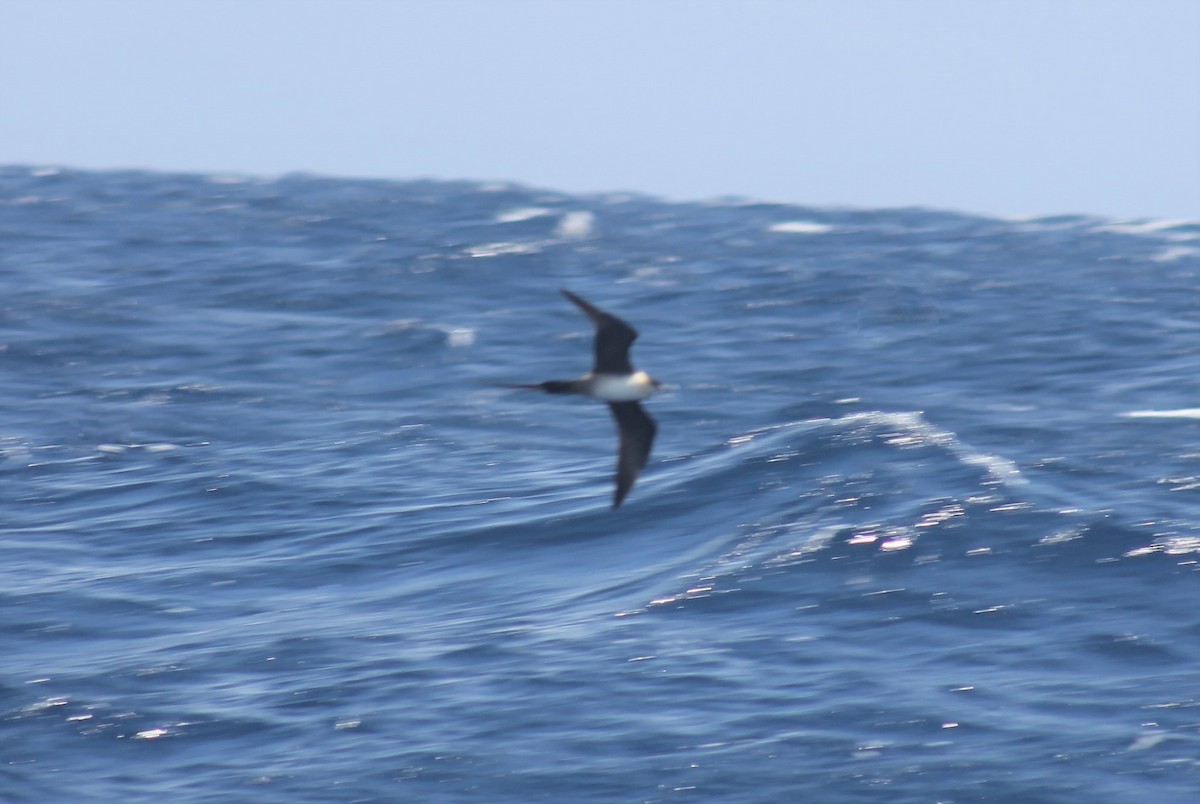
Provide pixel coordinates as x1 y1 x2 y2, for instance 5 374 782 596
2 0 1197 218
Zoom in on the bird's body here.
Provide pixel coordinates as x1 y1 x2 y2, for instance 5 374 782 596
509 290 661 508
583 371 659 402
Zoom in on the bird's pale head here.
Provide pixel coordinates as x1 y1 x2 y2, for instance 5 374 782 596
636 371 665 394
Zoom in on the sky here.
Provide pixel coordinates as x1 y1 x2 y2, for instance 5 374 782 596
2 0 1197 219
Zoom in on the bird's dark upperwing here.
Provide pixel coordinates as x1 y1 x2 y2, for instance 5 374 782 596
561 289 639 375
608 401 657 508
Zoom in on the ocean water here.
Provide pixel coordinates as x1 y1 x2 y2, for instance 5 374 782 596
1 165 1198 802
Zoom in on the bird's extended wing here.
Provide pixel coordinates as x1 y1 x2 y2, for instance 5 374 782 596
561 289 639 375
608 401 657 508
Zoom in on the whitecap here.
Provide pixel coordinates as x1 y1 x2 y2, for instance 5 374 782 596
556 210 595 239
465 241 542 257
446 327 476 347
1149 246 1200 262
1093 219 1199 237
1122 409 1200 419
496 207 554 223
767 221 833 234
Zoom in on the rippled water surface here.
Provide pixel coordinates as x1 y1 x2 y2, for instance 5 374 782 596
2 166 1199 802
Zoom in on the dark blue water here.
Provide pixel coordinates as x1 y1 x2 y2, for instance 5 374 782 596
2 165 1198 802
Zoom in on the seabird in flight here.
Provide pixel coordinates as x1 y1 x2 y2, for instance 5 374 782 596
509 289 662 508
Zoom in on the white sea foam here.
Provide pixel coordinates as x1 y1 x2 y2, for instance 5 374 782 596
1093 219 1199 238
767 220 833 234
1122 408 1200 419
556 210 595 239
496 206 554 223
1149 246 1200 262
446 327 476 347
465 241 543 257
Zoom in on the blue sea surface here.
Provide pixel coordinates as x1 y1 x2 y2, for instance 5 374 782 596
2 165 1199 802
